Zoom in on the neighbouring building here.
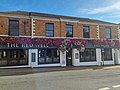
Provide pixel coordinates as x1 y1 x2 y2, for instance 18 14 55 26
0 11 119 68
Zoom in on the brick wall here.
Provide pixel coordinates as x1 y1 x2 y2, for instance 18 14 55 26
111 26 118 39
0 16 31 36
19 18 31 36
89 25 97 38
34 20 99 38
34 19 61 37
0 16 8 35
99 25 106 38
0 16 118 39
99 25 118 39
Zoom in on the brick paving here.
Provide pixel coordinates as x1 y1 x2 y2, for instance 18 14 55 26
0 65 120 76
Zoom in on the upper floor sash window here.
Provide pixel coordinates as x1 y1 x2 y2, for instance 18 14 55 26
9 20 19 36
105 27 111 39
83 26 90 38
66 24 73 37
46 23 54 37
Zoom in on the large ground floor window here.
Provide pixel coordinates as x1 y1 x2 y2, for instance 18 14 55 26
80 48 96 62
103 48 112 61
0 49 28 66
38 48 60 64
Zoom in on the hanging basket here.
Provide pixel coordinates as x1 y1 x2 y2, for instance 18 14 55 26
77 47 85 52
58 45 66 54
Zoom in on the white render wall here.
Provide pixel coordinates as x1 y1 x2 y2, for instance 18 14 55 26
72 49 97 66
114 49 120 64
96 48 102 66
29 49 67 67
29 49 38 68
72 48 115 66
1 48 119 68
118 49 120 64
103 49 114 65
60 51 66 67
72 49 79 66
28 48 116 68
29 49 61 67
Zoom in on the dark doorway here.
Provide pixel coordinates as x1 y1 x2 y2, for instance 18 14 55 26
66 49 72 66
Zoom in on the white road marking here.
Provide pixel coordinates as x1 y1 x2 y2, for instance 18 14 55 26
112 85 120 88
98 87 110 90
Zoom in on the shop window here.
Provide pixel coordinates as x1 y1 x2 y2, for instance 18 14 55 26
0 50 7 59
0 51 2 59
0 49 28 66
53 49 60 62
10 50 19 58
104 48 112 60
9 20 19 36
20 50 28 58
66 24 73 37
80 49 96 62
9 49 28 59
19 50 28 65
38 50 46 63
38 49 60 64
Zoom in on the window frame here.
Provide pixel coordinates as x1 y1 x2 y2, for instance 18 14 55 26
66 24 73 37
8 20 19 36
0 50 7 59
38 48 60 64
79 48 96 62
103 48 112 61
0 49 28 66
83 26 90 38
45 23 54 37
105 27 111 39
10 50 19 58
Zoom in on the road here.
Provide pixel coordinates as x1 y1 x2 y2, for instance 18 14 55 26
0 68 120 90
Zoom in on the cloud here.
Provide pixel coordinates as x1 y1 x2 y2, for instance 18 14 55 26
78 1 120 20
87 2 120 14
106 14 120 18
78 1 120 15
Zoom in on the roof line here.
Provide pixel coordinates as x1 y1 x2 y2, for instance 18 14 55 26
0 10 118 25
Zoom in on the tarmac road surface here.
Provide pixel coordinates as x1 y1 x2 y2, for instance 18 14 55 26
0 68 120 90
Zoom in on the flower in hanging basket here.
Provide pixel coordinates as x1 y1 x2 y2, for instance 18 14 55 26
58 45 66 54
58 39 70 53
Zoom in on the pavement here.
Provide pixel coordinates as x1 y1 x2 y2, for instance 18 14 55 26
0 65 120 76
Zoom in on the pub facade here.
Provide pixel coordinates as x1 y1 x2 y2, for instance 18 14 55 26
0 11 119 68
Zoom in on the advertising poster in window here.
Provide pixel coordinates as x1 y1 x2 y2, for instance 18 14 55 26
75 53 79 59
